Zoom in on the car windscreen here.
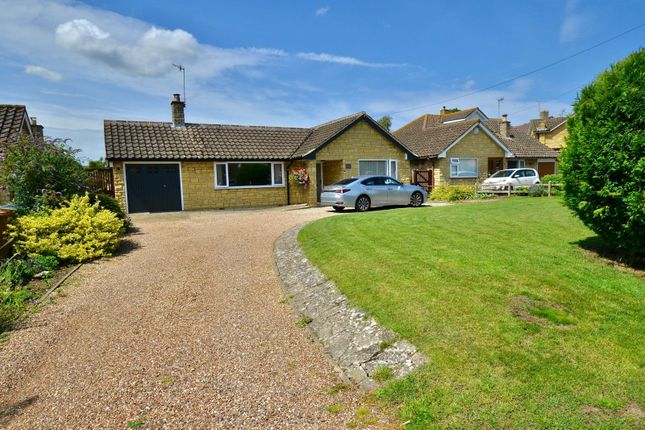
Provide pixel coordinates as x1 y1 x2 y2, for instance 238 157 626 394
332 178 358 186
490 170 514 178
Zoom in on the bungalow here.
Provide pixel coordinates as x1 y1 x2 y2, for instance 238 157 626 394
104 95 416 213
393 107 560 186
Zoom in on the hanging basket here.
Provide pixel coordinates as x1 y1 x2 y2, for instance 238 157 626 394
292 168 310 187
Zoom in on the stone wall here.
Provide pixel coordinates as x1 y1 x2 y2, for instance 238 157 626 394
315 120 411 184
181 162 287 210
539 127 568 150
433 128 505 185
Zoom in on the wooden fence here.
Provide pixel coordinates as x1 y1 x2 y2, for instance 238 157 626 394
86 168 115 196
475 182 562 197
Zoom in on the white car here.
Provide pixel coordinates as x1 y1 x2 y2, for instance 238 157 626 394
482 168 540 190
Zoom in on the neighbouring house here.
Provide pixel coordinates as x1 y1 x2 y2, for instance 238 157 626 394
104 94 416 213
518 110 569 151
393 107 560 187
0 104 44 203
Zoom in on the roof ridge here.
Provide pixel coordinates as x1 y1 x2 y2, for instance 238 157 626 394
103 119 311 131
311 111 364 129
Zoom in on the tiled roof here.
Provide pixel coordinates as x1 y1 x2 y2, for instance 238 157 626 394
485 120 560 158
528 116 567 134
0 104 28 142
105 111 414 161
393 114 559 159
393 115 479 158
291 112 365 158
439 107 480 122
104 121 311 161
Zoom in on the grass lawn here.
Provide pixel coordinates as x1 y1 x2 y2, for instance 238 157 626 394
299 198 644 429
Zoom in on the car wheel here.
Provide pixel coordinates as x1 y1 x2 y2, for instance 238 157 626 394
355 195 371 212
410 191 423 207
332 206 345 212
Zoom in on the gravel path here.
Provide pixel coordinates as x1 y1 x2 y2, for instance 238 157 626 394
0 206 387 429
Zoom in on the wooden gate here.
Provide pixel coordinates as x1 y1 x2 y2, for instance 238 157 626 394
86 168 115 196
413 169 433 192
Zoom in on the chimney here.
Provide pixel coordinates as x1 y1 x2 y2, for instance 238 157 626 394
30 117 44 141
171 93 186 128
540 110 549 120
500 114 510 138
439 106 448 115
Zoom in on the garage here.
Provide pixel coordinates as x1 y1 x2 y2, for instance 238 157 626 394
537 160 556 178
125 163 183 213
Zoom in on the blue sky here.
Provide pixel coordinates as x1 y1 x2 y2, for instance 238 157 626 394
0 0 643 162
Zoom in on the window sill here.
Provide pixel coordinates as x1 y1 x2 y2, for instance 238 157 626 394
214 184 285 189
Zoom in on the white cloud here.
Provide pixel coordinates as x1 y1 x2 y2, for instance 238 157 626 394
463 79 476 90
315 6 330 16
25 65 63 82
296 52 403 68
560 0 586 43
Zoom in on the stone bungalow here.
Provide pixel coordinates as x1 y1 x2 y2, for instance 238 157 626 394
104 97 558 213
393 107 560 187
105 95 416 213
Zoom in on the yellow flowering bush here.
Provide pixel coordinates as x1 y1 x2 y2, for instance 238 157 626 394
9 194 124 262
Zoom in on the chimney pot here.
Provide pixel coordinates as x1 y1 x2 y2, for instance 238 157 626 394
540 110 549 120
171 94 186 128
440 106 448 115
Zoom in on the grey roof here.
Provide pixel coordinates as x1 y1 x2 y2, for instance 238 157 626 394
105 112 415 161
393 113 559 159
0 105 29 143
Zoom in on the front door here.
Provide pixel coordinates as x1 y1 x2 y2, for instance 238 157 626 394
487 157 504 176
316 162 323 203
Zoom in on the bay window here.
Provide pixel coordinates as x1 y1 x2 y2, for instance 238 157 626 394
215 162 284 188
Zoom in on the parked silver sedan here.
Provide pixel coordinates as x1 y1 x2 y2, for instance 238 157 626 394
320 176 428 212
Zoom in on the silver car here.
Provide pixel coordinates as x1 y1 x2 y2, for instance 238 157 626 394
482 168 541 190
320 176 428 212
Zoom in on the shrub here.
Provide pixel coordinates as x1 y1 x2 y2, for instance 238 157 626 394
88 192 131 231
528 185 548 197
10 194 124 263
541 174 563 184
560 49 645 263
0 136 88 212
430 185 475 201
0 255 58 289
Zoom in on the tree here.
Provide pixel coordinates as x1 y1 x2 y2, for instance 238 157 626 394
377 115 392 131
87 157 108 169
0 136 88 211
560 48 644 264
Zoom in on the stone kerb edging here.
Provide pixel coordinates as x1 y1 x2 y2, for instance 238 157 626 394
273 224 427 391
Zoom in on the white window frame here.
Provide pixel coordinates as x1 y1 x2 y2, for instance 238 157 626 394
449 157 478 178
214 161 285 189
358 159 399 178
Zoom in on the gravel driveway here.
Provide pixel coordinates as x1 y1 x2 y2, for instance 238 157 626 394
0 206 383 429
